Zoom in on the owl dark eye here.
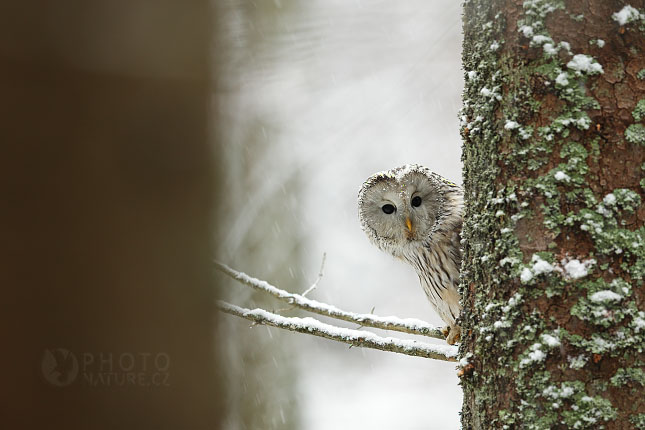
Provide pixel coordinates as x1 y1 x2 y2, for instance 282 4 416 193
382 204 396 214
411 196 422 207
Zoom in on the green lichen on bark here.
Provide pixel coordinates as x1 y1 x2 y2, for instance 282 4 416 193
459 1 511 426
610 366 645 388
634 99 645 122
632 413 645 429
626 124 645 145
460 0 645 429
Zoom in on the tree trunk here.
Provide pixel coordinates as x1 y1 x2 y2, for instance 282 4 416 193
3 2 222 428
460 1 645 428
214 2 304 428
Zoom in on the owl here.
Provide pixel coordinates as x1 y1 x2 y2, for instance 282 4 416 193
358 164 464 344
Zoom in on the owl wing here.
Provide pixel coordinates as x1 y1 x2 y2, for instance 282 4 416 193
447 219 463 275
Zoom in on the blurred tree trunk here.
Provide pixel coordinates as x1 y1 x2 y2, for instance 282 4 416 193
215 121 302 430
460 1 645 428
214 2 304 429
2 2 222 429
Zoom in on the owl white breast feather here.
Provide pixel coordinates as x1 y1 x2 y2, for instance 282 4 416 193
358 164 463 344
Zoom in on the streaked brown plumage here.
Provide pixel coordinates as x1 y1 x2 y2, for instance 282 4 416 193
358 164 463 344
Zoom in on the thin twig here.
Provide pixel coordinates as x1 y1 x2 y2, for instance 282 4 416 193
276 252 327 313
218 301 457 362
214 261 446 340
355 306 377 330
302 252 326 297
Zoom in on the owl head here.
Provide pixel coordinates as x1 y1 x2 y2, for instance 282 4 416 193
358 164 460 256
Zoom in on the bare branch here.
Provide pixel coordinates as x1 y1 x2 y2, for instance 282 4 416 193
218 301 458 362
302 252 326 297
215 261 446 340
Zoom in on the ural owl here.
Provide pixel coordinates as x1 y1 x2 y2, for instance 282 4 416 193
358 164 463 344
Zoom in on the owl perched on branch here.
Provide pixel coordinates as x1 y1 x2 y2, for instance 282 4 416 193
358 164 464 344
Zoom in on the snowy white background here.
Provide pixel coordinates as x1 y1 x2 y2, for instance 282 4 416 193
217 1 464 428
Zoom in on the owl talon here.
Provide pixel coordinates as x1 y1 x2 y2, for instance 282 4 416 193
446 325 461 345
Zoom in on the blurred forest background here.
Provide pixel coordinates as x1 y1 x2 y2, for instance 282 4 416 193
213 1 464 429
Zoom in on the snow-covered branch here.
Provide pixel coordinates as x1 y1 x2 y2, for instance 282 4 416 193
218 301 458 362
215 261 446 340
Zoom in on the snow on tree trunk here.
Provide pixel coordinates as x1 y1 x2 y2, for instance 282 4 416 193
459 1 645 428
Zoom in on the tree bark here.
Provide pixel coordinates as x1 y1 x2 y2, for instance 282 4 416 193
460 1 645 428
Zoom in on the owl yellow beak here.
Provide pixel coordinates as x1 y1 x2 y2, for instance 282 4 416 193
405 217 413 232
